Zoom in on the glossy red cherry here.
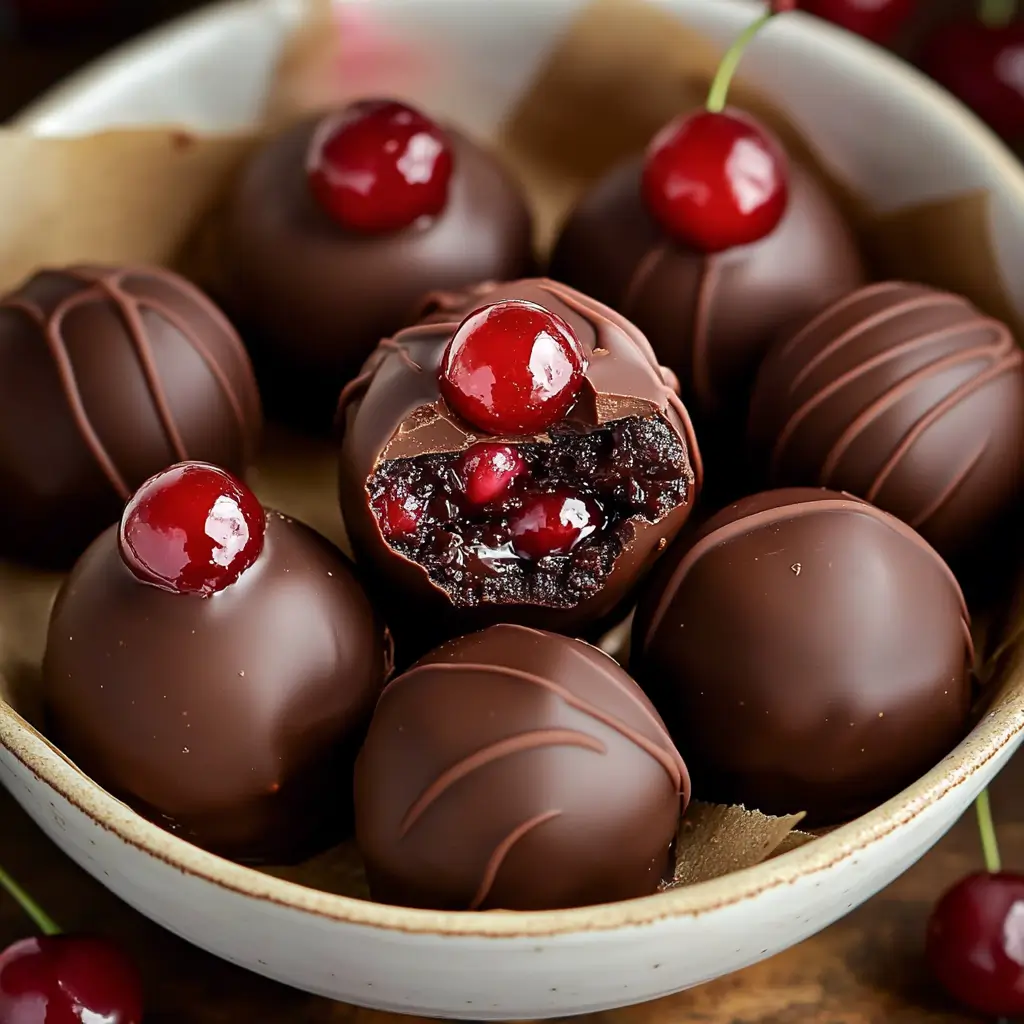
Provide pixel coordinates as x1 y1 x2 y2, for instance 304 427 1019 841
926 871 1024 1016
439 300 589 435
306 99 454 233
920 19 1024 142
509 490 604 560
372 482 425 540
801 0 917 44
456 444 528 509
642 109 789 253
118 462 266 596
0 934 144 1024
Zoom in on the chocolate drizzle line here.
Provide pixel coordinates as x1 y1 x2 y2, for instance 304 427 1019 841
0 266 255 500
468 809 562 910
640 498 974 664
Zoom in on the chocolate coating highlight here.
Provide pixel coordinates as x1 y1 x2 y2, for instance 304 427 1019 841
632 488 972 824
43 512 390 864
0 265 262 568
355 624 686 911
749 281 1024 563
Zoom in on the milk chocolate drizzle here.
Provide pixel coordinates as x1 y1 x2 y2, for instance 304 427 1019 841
0 266 256 500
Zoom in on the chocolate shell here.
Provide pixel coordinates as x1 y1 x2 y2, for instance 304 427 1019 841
338 278 701 656
632 488 973 825
749 281 1024 564
354 624 687 911
42 512 391 865
0 265 262 568
221 112 535 431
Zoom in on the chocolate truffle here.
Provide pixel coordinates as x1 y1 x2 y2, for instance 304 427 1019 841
550 152 866 423
338 278 701 655
43 463 390 864
0 265 262 568
749 281 1024 563
221 101 535 430
355 624 687 911
632 488 973 824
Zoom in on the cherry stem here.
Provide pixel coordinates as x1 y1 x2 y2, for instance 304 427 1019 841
979 0 1017 28
975 788 1002 874
0 864 61 937
707 10 774 114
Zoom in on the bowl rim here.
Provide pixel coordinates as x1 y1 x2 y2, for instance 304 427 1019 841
5 0 1024 940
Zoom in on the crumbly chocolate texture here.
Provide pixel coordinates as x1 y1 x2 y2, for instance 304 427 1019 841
43 512 391 865
632 488 973 825
355 624 687 911
0 265 262 568
220 114 535 431
749 281 1024 564
338 278 701 654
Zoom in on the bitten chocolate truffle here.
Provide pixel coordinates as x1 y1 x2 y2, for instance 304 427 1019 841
550 152 866 423
355 624 687 911
43 463 390 864
749 282 1024 563
632 488 973 824
0 265 262 568
338 278 701 656
221 101 535 430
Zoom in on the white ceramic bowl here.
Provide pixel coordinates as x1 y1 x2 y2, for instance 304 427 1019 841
5 1 1024 1019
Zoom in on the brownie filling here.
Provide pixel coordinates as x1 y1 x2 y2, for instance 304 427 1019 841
368 414 690 609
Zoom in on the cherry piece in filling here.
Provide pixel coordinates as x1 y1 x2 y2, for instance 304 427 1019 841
439 299 588 435
306 99 454 233
118 462 266 596
509 490 604 560
641 7 790 253
372 482 425 539
457 444 527 510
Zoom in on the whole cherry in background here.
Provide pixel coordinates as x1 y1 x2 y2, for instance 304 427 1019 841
0 863 143 1023
920 0 1024 143
800 0 917 45
926 788 1024 1019
641 3 792 253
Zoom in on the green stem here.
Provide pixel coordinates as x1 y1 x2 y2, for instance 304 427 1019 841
979 0 1017 29
706 11 773 114
976 789 1002 874
0 865 61 937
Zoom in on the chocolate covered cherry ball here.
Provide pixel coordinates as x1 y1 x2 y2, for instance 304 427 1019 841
43 463 391 864
355 624 687 911
221 99 535 430
632 488 973 824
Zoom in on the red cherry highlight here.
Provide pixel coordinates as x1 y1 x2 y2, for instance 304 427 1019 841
439 300 588 435
509 490 604 560
119 462 266 596
0 935 144 1024
642 109 789 252
802 0 916 44
307 99 454 233
372 482 425 540
457 444 527 509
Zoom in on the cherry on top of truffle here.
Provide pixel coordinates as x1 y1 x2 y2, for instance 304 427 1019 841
438 298 589 435
306 99 454 234
641 7 790 253
118 462 266 597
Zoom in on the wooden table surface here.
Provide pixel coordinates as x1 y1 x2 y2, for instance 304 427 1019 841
0 1 1016 1021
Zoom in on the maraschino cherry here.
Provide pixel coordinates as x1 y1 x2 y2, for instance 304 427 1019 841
641 4 791 253
457 444 527 510
0 863 143 1023
439 299 589 435
509 490 604 560
801 0 917 44
307 99 454 233
926 788 1024 1017
920 0 1024 143
119 462 266 597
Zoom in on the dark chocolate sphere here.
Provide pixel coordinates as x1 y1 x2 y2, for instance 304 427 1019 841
221 109 535 430
0 265 262 568
43 511 391 864
749 282 1024 564
550 151 866 423
631 488 972 825
354 624 687 911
